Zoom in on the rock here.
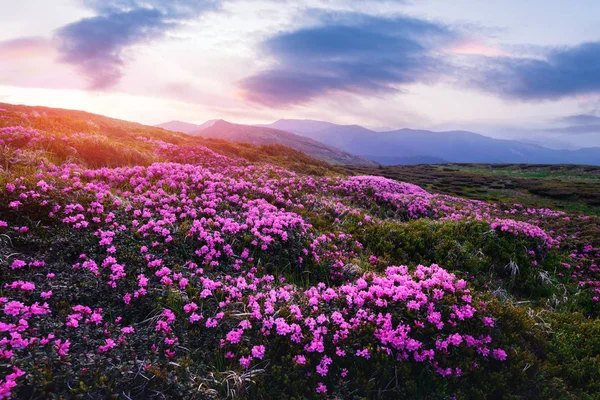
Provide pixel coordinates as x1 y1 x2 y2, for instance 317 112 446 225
342 263 362 280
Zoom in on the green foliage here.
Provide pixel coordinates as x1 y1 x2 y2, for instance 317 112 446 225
353 219 560 299
540 313 600 398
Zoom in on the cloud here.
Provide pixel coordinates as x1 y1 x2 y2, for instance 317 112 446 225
80 0 216 18
0 37 87 90
540 113 600 135
239 12 458 107
448 39 509 57
544 124 600 135
556 113 600 125
55 0 219 89
469 42 600 101
240 8 600 108
0 37 53 58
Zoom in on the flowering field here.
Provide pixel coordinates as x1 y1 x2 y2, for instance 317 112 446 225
1 105 599 399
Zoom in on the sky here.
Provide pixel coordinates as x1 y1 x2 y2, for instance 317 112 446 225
2 0 600 147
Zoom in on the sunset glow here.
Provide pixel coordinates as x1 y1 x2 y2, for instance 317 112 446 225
1 0 599 135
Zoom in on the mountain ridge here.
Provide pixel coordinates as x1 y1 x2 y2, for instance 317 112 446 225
262 119 600 165
185 120 376 166
156 119 224 134
160 117 600 165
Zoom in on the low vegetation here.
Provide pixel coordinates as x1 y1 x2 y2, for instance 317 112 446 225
347 163 600 215
0 104 599 399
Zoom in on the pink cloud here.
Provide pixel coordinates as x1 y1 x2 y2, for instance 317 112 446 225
448 40 509 57
0 37 86 90
0 37 54 59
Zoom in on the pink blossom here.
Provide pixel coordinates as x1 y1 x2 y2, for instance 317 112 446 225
239 355 253 369
293 355 306 365
251 345 265 359
10 260 26 270
493 348 507 361
316 382 327 394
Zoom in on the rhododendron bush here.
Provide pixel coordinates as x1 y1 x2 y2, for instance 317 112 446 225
0 123 599 398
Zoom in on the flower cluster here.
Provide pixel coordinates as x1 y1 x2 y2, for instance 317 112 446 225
1 124 597 398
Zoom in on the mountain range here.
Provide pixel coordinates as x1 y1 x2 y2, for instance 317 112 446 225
263 119 600 165
158 118 600 166
156 120 376 166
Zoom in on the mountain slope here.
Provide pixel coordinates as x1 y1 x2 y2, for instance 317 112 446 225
261 119 377 152
187 120 376 166
0 103 335 174
264 119 600 165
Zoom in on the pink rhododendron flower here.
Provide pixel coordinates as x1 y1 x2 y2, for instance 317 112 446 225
251 345 265 359
316 382 327 394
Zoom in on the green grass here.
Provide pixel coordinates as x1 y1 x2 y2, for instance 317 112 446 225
442 164 600 183
346 163 600 216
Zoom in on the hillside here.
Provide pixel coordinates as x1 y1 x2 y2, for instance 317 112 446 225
0 104 600 399
0 103 337 175
265 119 600 165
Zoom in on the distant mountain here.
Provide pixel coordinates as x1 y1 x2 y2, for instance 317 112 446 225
260 119 376 149
264 119 600 166
155 120 221 134
159 120 376 166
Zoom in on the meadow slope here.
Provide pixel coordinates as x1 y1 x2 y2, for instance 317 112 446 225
0 105 599 399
